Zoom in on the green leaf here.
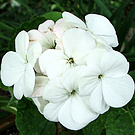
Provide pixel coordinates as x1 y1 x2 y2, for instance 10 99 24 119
94 0 112 17
0 96 17 114
1 106 17 114
0 34 10 40
16 97 56 135
83 108 135 135
0 96 10 107
0 22 14 32
41 11 62 22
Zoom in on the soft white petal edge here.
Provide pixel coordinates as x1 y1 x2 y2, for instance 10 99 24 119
15 30 29 60
1 51 25 86
23 63 35 97
62 11 87 29
85 14 118 47
102 74 135 107
13 77 24 100
58 97 88 130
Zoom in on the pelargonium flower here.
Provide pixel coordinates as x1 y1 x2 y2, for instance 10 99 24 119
54 11 118 47
1 31 42 99
79 50 134 114
39 28 95 79
28 20 56 52
43 66 99 130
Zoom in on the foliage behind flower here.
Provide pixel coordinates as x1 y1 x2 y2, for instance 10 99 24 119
1 11 135 131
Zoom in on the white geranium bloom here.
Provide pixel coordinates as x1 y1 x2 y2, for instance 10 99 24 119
28 20 56 52
43 66 99 130
1 31 42 99
55 11 118 47
79 51 134 114
39 28 95 79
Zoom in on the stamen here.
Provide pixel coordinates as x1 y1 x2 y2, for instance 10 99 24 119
71 90 76 95
98 74 103 79
68 58 74 64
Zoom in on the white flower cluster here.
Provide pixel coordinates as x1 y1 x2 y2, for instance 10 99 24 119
1 12 135 130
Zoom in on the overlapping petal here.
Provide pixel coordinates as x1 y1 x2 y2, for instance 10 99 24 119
54 18 73 38
85 14 118 47
23 63 35 97
15 30 29 60
62 28 95 63
58 96 86 130
1 51 25 86
62 11 86 29
79 65 101 96
38 20 54 33
102 75 134 107
33 97 48 114
44 102 64 122
71 93 98 124
39 49 69 78
32 76 49 97
89 82 110 114
27 42 42 67
43 78 69 103
101 51 129 78
13 77 24 100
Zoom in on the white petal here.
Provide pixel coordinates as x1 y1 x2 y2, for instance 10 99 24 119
13 77 24 100
58 97 86 130
43 30 55 49
54 18 73 38
101 51 129 78
34 59 42 73
99 34 118 47
28 30 48 50
62 11 86 29
102 74 135 107
43 78 68 103
62 66 86 92
89 82 110 114
79 65 101 96
44 102 64 122
85 14 118 47
87 45 109 66
62 28 95 63
38 20 54 33
32 76 49 97
33 97 48 114
27 42 42 67
1 51 25 86
39 49 69 79
46 60 71 79
71 93 99 124
23 63 35 97
15 30 29 59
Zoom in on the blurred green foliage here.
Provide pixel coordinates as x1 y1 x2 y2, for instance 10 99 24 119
0 0 135 134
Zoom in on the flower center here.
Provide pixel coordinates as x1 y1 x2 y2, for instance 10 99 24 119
98 74 103 79
71 90 76 95
68 57 74 64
